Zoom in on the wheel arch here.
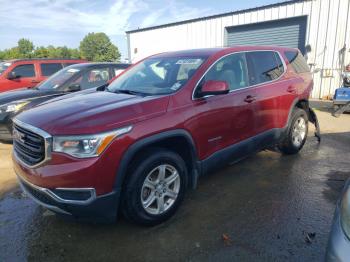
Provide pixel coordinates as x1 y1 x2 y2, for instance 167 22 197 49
286 98 309 127
113 129 200 196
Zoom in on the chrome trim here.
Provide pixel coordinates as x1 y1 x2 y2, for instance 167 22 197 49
17 174 97 205
192 49 287 100
17 176 71 215
12 118 52 168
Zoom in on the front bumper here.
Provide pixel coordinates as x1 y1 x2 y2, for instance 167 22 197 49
17 174 120 222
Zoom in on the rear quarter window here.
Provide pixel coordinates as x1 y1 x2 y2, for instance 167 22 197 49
40 63 63 76
284 51 310 73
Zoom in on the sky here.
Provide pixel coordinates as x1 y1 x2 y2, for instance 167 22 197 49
0 0 285 60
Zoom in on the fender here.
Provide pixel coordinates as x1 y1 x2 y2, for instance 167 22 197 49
285 99 300 128
285 99 321 142
113 129 200 195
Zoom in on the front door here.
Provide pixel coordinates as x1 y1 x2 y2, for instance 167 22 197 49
191 52 257 162
4 63 37 91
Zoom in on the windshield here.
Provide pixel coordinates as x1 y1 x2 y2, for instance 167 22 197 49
108 56 206 95
0 62 11 75
38 67 81 90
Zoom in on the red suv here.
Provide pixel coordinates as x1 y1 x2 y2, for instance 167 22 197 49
13 46 319 225
0 59 86 93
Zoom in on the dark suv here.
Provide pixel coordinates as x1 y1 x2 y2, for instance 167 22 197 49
0 63 130 142
13 46 319 225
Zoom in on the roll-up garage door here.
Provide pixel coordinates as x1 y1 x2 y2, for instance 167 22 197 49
226 16 307 54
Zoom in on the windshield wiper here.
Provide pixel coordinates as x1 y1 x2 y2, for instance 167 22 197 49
114 89 147 96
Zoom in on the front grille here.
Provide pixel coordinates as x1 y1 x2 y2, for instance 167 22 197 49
13 124 46 166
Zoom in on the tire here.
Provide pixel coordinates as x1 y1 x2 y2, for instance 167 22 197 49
121 148 188 226
279 108 308 155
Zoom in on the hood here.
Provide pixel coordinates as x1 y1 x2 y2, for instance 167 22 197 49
38 87 98 106
16 91 169 135
0 88 56 105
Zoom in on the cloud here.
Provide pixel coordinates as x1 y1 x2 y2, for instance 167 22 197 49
139 0 212 29
0 0 147 35
0 0 212 36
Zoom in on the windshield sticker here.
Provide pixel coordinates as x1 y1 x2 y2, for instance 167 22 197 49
176 59 202 65
4 62 11 66
170 82 182 90
67 68 80 73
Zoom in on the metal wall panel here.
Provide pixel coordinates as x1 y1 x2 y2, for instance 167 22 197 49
127 0 350 99
226 17 307 53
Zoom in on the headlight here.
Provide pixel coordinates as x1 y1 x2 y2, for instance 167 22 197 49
341 187 350 239
0 101 29 113
52 126 132 158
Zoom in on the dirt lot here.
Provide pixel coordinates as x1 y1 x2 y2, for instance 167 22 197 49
0 104 350 261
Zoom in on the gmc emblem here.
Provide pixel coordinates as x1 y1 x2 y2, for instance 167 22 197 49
13 129 26 143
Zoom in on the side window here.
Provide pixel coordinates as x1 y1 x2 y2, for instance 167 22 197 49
40 63 63 76
11 64 35 78
202 53 249 91
246 51 283 85
77 68 111 90
284 51 310 73
274 53 285 76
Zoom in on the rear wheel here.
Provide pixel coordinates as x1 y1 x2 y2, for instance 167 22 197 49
122 149 188 226
279 108 308 155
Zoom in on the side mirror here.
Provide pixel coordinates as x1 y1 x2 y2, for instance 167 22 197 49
7 71 19 80
198 80 229 97
67 83 81 92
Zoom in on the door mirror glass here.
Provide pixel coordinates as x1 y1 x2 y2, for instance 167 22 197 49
199 80 229 97
7 71 19 80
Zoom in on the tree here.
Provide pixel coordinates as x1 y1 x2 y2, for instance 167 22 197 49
18 38 34 58
34 46 49 58
79 32 120 62
3 47 20 59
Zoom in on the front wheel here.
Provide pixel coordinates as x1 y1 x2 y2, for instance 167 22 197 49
279 108 308 155
121 149 188 226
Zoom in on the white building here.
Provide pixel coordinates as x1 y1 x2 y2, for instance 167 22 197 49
126 0 350 99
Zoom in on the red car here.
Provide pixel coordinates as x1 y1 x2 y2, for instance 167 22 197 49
13 46 319 225
0 59 86 93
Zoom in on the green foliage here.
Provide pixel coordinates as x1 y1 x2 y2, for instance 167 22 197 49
0 32 121 61
79 32 120 62
18 38 34 58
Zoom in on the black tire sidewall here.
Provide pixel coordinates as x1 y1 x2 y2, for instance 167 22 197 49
122 149 188 226
280 108 308 154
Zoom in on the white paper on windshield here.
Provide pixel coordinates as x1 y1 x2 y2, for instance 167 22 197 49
67 68 80 73
4 62 11 66
171 82 182 90
176 59 202 65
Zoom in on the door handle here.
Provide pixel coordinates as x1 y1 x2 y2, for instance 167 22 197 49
244 95 256 103
287 86 297 93
31 80 40 83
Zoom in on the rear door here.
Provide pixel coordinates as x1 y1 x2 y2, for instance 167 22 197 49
39 63 64 82
246 51 286 134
